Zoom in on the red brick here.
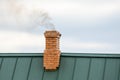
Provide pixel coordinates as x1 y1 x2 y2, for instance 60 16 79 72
44 30 61 71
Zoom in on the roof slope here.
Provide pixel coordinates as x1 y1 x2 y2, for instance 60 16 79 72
0 53 120 80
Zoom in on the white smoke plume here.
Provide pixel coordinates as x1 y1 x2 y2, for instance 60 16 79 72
0 0 55 31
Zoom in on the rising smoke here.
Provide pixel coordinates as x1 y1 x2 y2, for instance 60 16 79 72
0 0 55 31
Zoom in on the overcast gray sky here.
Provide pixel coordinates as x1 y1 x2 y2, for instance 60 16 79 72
0 0 120 53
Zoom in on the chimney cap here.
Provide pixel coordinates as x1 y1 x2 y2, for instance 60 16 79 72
44 30 61 38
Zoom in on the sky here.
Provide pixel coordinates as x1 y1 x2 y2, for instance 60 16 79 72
0 0 120 53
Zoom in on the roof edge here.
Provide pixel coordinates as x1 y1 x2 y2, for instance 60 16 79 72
0 53 120 58
62 53 120 58
0 53 43 57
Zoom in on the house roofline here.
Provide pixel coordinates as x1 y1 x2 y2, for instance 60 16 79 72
0 53 120 58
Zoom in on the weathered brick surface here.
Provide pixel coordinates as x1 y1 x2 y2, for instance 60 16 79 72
44 30 61 70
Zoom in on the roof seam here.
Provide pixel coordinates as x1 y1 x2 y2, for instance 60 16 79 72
11 58 18 80
87 58 92 80
0 58 3 71
72 58 77 80
102 58 107 80
27 58 33 80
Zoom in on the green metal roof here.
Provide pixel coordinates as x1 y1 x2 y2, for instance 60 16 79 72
0 53 120 80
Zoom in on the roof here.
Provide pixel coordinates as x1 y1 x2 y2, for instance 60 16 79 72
0 53 120 80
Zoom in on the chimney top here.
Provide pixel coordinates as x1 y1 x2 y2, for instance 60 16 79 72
44 30 61 38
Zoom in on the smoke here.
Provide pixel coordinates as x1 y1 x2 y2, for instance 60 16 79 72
0 0 55 31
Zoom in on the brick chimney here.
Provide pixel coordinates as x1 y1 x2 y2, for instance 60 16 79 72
44 30 61 70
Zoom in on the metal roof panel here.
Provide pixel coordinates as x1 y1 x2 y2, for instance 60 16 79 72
0 53 120 80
